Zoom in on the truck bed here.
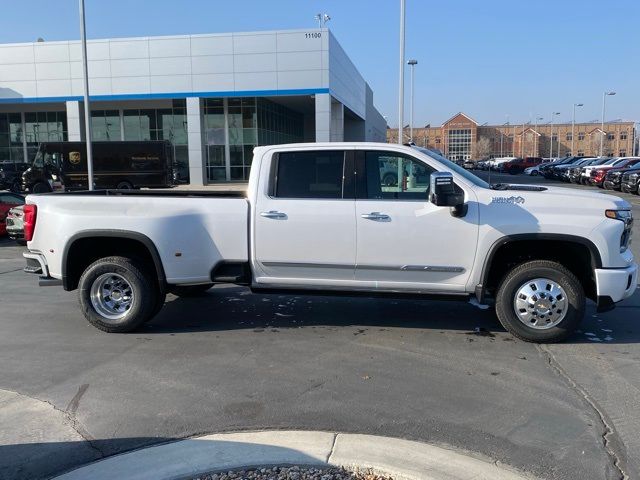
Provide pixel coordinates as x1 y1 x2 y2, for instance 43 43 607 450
25 190 250 284
37 189 247 198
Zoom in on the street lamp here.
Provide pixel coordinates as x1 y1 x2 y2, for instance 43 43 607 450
407 59 417 141
571 103 583 155
314 13 331 28
600 91 616 156
397 0 406 144
79 0 94 190
550 112 560 158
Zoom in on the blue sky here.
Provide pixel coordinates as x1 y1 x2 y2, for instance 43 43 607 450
1 0 638 127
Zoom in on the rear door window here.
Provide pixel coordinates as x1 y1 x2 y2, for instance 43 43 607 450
273 151 346 199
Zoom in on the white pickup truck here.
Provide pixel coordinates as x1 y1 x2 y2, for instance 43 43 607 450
22 143 637 343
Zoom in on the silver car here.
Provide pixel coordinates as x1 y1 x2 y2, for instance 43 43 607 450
6 205 25 245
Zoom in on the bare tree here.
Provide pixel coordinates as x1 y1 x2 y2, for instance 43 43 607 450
473 136 492 160
589 133 603 156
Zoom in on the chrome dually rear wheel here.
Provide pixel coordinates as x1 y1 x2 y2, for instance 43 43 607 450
90 273 134 321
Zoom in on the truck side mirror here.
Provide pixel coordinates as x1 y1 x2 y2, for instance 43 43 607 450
429 171 467 217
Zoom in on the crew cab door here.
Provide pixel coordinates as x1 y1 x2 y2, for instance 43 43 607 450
253 149 357 286
354 150 479 292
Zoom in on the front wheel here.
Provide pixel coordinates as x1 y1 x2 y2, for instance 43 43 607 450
78 256 158 333
495 260 585 343
530 170 538 176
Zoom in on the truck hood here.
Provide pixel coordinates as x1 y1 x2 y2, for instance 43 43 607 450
478 184 630 211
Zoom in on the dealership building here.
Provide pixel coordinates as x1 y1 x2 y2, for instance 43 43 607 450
0 28 386 184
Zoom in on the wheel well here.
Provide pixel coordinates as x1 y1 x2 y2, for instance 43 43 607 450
484 240 597 300
63 236 165 292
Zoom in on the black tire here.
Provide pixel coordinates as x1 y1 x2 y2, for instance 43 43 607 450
10 180 21 193
508 166 520 175
382 173 397 187
78 256 158 333
495 260 585 343
32 182 51 193
115 180 134 189
530 170 539 176
170 283 214 297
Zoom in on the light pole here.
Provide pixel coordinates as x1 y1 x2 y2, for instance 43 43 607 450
79 0 94 190
550 112 560 158
407 59 417 141
314 13 331 28
600 91 616 156
571 103 583 156
397 0 406 144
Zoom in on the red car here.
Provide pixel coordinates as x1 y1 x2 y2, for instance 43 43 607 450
0 192 24 236
501 157 545 174
590 158 640 187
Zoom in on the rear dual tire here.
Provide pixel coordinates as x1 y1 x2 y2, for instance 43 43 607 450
495 260 585 343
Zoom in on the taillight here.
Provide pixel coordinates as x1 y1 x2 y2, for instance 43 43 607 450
23 204 37 242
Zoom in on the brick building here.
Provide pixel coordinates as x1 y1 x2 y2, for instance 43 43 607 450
387 112 637 161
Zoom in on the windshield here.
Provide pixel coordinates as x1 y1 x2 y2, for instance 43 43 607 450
412 146 490 189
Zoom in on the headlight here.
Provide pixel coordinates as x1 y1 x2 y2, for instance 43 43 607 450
606 209 633 253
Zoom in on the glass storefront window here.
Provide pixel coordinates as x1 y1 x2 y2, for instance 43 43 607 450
203 97 303 182
91 110 120 141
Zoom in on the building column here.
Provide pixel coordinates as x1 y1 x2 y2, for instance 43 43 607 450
186 97 205 186
330 99 344 142
315 93 331 142
315 94 345 142
66 101 84 141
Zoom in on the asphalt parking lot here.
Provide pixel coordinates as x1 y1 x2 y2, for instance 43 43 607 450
1 175 639 480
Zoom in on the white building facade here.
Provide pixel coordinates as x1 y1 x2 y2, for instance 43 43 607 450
0 28 386 184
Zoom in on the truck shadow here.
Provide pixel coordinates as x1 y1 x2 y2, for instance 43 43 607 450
147 286 503 334
144 286 640 344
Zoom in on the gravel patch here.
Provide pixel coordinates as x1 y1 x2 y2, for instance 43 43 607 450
193 465 394 480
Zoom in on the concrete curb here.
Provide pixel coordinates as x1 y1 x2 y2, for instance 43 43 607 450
54 430 534 480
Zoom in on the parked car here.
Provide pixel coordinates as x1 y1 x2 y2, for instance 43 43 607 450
590 158 640 187
22 143 637 343
484 157 517 171
604 162 640 191
621 169 640 194
554 158 598 182
463 160 476 169
546 157 587 180
580 157 618 185
0 192 24 236
501 157 545 174
566 158 604 184
539 157 577 178
523 160 553 176
0 162 30 192
6 205 25 245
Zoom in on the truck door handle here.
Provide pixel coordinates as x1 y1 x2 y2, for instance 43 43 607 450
260 210 287 219
361 212 390 221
